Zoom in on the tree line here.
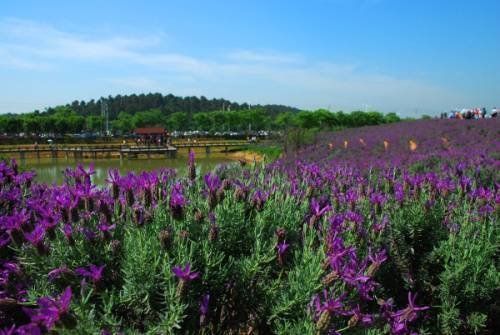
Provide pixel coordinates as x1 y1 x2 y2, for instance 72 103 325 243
0 93 402 135
59 93 299 119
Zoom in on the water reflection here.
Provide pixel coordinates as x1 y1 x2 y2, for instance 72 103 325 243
21 153 235 184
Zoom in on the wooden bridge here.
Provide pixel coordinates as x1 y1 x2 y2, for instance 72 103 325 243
0 141 251 160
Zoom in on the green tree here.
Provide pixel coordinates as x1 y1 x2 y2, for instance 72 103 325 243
165 112 189 131
112 112 134 134
193 112 212 131
296 111 319 129
384 112 401 123
86 115 104 133
22 115 42 135
273 112 295 129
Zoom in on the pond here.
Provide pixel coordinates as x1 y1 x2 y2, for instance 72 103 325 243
19 151 237 184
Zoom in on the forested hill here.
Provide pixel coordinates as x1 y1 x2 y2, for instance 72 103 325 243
0 92 403 135
52 93 300 119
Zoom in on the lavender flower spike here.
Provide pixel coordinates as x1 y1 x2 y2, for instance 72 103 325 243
172 263 200 281
276 241 289 266
75 264 105 285
199 293 210 326
172 263 200 297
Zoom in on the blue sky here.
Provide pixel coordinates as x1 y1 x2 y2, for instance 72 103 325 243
1 0 499 116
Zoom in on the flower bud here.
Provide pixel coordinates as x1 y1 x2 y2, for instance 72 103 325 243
179 230 190 240
159 228 173 250
194 209 204 223
110 239 121 256
216 187 225 203
321 271 339 286
112 184 119 200
309 215 318 227
208 194 217 209
275 227 286 242
316 310 331 333
209 224 218 242
234 187 247 202
126 189 135 207
348 313 359 328
176 279 187 298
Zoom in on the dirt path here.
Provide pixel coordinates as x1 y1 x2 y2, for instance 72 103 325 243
227 151 263 163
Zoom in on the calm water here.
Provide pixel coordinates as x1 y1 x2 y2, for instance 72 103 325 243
20 152 236 184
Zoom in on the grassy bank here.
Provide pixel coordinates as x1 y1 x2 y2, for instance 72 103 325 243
228 144 282 162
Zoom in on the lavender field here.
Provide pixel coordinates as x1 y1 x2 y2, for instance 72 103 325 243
1 119 498 334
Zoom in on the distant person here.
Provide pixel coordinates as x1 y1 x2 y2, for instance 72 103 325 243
492 107 498 118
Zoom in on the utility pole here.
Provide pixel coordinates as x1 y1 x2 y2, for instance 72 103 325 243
101 98 109 136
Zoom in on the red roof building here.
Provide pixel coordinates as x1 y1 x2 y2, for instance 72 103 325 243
133 127 169 145
133 127 167 135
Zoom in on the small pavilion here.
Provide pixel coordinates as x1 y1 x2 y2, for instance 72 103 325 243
133 127 169 146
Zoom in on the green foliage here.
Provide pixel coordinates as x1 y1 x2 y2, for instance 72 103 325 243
435 205 499 334
0 91 401 135
240 145 283 161
10 155 498 334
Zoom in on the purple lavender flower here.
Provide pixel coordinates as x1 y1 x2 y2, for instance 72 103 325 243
119 173 137 206
390 292 429 334
309 197 332 224
106 168 121 200
204 173 221 192
172 263 200 281
188 150 196 182
204 173 221 208
393 182 405 204
24 225 48 255
472 187 493 202
366 249 388 277
207 212 219 241
14 323 42 335
251 189 269 211
311 290 345 332
172 263 200 297
369 192 387 212
23 286 72 331
276 241 289 266
169 182 187 220
48 266 74 282
459 175 472 193
348 305 374 327
76 264 105 285
98 220 116 239
199 293 210 326
315 290 344 314
0 325 16 335
0 232 11 248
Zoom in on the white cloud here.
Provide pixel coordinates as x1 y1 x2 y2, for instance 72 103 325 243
227 50 303 64
0 46 52 70
103 77 159 90
0 18 461 115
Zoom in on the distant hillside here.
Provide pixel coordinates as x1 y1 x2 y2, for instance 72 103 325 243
45 93 301 119
0 92 403 136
